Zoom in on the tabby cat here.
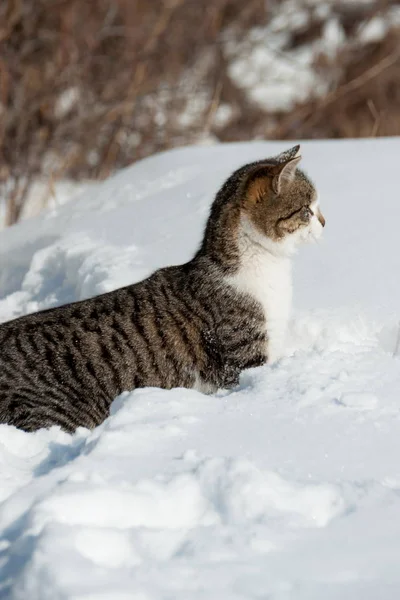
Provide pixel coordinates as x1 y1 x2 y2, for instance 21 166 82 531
0 145 325 432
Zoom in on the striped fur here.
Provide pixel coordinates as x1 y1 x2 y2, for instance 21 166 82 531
0 145 323 432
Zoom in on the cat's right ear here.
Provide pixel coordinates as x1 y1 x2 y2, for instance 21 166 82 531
241 164 274 208
241 145 302 207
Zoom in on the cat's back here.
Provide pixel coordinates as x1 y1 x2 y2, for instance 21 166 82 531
0 264 212 431
0 265 187 368
0 265 177 335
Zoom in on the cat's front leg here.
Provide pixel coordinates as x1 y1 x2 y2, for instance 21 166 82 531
193 361 239 394
220 325 268 376
200 329 241 390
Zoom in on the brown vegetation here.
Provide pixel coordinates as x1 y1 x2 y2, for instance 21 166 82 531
1 0 400 225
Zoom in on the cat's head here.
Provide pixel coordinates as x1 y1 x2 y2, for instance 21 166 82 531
238 145 324 256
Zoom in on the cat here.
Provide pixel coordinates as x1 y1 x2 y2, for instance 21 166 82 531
0 145 325 432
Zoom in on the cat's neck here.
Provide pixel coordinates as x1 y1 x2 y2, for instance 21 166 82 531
196 206 295 274
232 216 293 281
195 199 241 272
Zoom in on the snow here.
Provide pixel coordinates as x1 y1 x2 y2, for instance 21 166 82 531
227 31 325 113
224 0 400 116
225 0 338 113
357 7 400 44
1 137 400 598
0 179 96 229
54 87 80 119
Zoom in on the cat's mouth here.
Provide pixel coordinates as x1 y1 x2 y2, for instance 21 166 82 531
299 212 325 245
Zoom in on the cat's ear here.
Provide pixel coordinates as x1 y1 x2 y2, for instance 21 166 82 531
241 164 273 208
274 144 301 164
241 145 301 207
272 145 302 195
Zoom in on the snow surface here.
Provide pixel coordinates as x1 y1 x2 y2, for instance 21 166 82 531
1 137 400 598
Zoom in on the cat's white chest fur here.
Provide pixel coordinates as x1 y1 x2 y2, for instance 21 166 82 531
226 234 292 364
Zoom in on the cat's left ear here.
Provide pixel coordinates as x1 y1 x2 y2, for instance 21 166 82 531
272 145 302 195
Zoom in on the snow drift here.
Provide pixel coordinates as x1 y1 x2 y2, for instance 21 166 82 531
1 138 400 599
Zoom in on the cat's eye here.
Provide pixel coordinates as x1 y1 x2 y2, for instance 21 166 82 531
301 207 313 219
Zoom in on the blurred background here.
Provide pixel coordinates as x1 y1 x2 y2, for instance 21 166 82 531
1 0 399 226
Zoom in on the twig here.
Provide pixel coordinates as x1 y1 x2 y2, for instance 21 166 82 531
367 99 381 137
279 48 400 136
204 79 223 136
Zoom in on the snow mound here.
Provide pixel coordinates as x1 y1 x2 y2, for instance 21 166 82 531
2 138 400 598
0 389 345 598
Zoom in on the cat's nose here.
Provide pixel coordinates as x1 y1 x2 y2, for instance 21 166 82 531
317 210 325 227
